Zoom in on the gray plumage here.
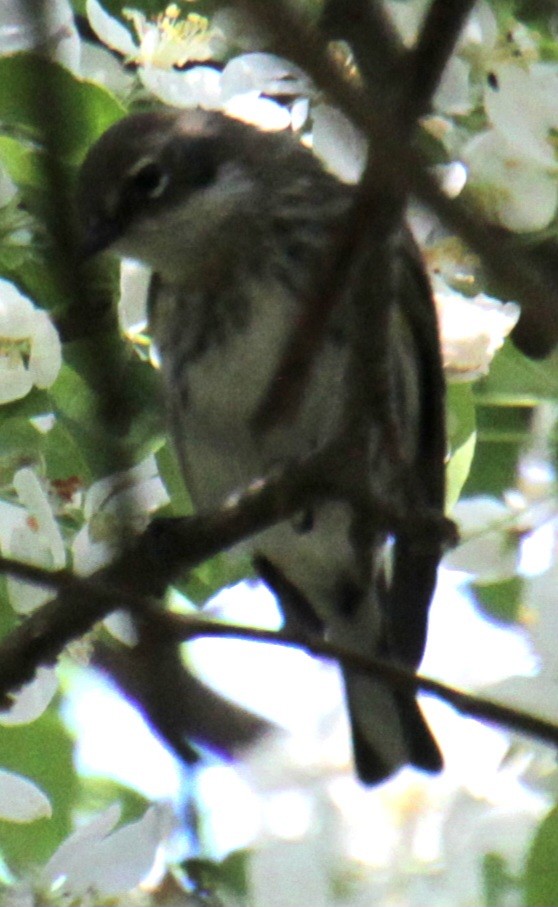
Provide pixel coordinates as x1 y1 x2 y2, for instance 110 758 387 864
78 108 444 784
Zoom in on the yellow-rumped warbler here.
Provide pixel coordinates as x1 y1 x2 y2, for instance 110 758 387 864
78 108 445 784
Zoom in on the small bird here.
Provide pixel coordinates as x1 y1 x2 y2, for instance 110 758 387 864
78 107 445 784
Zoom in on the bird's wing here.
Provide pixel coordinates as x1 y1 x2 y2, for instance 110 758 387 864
387 230 446 669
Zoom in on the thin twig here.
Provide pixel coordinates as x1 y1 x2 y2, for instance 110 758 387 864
403 0 478 120
3 551 555 750
235 0 558 359
151 609 558 750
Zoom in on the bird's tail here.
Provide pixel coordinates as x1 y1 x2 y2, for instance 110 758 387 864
341 665 442 785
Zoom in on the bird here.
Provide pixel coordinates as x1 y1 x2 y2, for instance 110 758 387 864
77 107 445 784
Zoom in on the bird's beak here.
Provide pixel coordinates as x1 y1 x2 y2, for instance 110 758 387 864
80 215 121 259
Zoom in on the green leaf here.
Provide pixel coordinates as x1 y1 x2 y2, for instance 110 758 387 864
0 417 43 483
476 343 558 404
185 849 250 900
43 419 92 483
483 852 519 906
75 776 149 827
473 575 523 624
0 135 47 189
50 342 164 479
446 383 477 510
179 553 255 606
155 441 193 517
0 710 77 870
525 806 558 906
0 54 125 161
464 403 533 498
0 576 16 638
0 388 53 423
219 849 250 898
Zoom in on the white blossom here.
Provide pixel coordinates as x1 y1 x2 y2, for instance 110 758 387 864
118 258 151 336
0 769 51 823
0 280 62 404
4 467 66 614
39 802 174 900
86 0 220 68
444 496 519 582
311 103 367 183
441 790 542 907
72 455 169 576
433 278 520 381
139 52 296 130
463 129 558 232
0 667 58 725
0 0 79 70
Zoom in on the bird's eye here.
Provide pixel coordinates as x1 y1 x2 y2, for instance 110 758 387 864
128 159 168 198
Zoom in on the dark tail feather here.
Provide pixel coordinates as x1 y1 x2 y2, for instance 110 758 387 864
342 667 442 785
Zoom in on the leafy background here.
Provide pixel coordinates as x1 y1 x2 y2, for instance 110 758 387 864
1 0 558 904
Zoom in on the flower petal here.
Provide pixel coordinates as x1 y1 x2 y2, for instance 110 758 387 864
0 668 58 725
0 769 51 822
28 310 62 389
139 64 222 109
86 0 136 56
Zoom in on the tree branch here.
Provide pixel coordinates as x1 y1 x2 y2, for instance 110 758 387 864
2 553 556 752
235 0 558 359
151 609 558 751
403 0 478 120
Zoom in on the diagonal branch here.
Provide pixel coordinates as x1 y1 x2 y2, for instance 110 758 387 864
0 440 456 709
152 609 558 751
403 0 478 120
2 553 557 753
235 0 558 360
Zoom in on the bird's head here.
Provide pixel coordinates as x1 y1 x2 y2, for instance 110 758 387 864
77 108 323 283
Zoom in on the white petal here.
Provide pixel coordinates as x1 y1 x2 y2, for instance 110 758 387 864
0 499 25 549
459 0 498 49
89 804 173 897
79 41 134 93
291 97 309 132
86 0 136 56
526 563 558 673
445 496 518 581
7 575 50 616
0 769 51 822
434 281 519 380
496 167 558 233
312 104 366 184
72 524 114 576
13 467 66 569
0 280 35 338
385 0 428 46
224 92 290 131
139 65 223 109
486 674 558 724
434 57 472 115
119 259 151 333
0 0 78 66
463 130 558 232
83 455 164 520
43 803 122 887
0 668 58 725
104 609 139 645
0 360 33 404
221 52 309 100
486 64 557 169
249 838 329 907
1 884 35 907
29 310 62 389
431 161 467 199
